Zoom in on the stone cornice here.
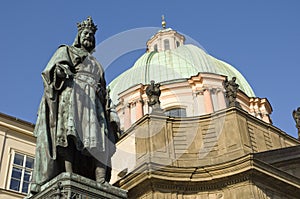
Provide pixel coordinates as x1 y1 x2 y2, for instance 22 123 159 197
118 84 144 100
0 114 34 137
119 107 299 143
116 154 252 188
0 112 35 128
115 153 300 195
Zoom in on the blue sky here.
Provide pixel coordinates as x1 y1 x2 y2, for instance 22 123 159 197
0 1 300 138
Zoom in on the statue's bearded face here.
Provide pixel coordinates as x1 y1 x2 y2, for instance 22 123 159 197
80 29 95 52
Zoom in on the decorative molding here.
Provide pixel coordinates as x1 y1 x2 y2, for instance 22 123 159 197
151 173 250 192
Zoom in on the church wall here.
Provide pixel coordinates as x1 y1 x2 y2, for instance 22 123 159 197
193 93 206 115
111 118 149 184
117 73 275 133
160 83 194 116
110 131 136 183
130 103 137 124
245 113 298 152
111 107 299 186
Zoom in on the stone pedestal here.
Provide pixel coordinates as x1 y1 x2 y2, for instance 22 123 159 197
150 107 164 116
26 172 127 199
149 103 165 116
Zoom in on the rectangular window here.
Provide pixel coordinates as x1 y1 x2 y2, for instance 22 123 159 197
9 152 34 194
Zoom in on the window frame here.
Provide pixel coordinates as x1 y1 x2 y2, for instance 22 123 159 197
164 39 170 50
165 107 187 118
7 150 34 195
154 44 158 52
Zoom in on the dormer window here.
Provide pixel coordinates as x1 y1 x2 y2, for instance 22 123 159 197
164 39 170 50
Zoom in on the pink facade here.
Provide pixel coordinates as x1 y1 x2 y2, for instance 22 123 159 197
115 73 272 131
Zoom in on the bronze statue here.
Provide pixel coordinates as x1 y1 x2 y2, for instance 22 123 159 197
224 77 239 107
30 17 118 194
292 107 300 140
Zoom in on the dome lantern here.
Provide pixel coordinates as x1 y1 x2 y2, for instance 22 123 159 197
147 16 185 52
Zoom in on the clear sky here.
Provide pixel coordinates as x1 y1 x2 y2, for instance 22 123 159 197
0 0 300 138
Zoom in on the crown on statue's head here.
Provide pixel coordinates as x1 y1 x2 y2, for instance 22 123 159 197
77 16 98 33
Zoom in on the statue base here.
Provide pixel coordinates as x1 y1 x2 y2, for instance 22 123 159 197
150 106 165 116
25 172 127 199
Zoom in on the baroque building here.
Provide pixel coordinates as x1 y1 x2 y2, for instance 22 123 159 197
0 20 300 198
108 21 300 198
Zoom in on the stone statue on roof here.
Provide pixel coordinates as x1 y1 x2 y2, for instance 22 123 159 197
146 80 163 114
293 107 300 140
224 77 239 107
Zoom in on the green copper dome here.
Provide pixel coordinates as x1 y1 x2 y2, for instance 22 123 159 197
109 44 255 104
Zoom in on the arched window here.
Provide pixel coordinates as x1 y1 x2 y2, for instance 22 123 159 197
164 39 170 50
165 108 186 117
176 41 180 47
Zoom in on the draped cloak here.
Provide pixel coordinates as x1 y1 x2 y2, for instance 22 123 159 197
30 45 116 192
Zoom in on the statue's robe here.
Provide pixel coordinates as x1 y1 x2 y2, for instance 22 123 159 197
30 45 116 193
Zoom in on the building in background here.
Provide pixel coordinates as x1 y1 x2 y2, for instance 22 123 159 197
0 113 35 199
1 20 300 198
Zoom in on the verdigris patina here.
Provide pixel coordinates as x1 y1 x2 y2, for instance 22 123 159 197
30 16 119 194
